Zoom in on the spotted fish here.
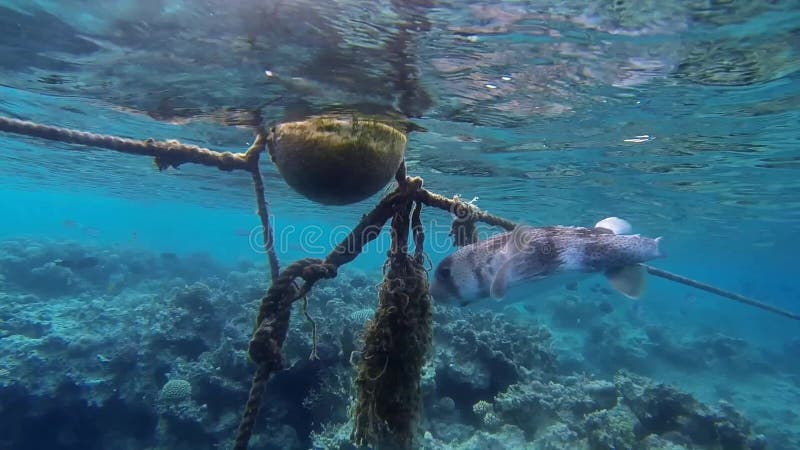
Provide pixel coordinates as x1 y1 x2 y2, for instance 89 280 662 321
430 217 663 305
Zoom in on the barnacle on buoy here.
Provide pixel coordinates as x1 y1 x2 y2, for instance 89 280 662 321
267 116 407 205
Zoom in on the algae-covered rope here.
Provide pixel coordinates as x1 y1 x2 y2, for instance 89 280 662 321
234 170 412 450
233 177 407 450
353 182 432 449
235 165 425 450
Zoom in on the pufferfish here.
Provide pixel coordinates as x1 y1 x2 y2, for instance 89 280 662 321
430 217 663 305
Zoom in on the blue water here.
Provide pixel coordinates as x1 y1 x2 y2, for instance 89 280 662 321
1 1 799 449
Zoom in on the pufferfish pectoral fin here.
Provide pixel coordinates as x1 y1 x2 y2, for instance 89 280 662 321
490 253 545 301
605 264 647 299
489 226 530 300
490 258 513 300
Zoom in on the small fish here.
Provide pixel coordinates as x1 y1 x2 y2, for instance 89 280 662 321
54 256 99 270
430 217 664 306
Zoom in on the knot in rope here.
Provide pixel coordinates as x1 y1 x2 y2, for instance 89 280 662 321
452 202 474 221
397 175 423 197
301 262 337 284
277 258 322 283
247 258 338 366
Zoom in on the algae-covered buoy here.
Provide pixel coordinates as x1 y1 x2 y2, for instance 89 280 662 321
267 116 407 205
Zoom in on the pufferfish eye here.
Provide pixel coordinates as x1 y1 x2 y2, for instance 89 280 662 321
437 267 451 280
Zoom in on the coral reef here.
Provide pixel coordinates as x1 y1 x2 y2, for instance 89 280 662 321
614 371 767 450
430 309 557 415
0 238 791 450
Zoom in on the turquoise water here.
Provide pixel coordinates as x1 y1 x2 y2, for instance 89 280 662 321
1 1 799 449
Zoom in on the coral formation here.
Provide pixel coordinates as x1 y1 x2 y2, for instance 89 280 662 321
585 404 638 450
159 379 193 403
472 399 493 416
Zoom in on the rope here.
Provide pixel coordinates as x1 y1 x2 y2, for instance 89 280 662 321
246 132 280 282
324 188 401 268
642 264 800 321
234 258 337 450
0 116 251 171
415 188 517 231
411 201 425 261
232 364 271 450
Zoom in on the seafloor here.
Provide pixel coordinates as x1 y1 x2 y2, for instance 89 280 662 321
0 238 797 450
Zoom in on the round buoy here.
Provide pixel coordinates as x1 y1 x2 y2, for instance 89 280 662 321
267 116 407 205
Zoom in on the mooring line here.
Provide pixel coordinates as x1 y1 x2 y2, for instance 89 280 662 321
642 264 800 321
